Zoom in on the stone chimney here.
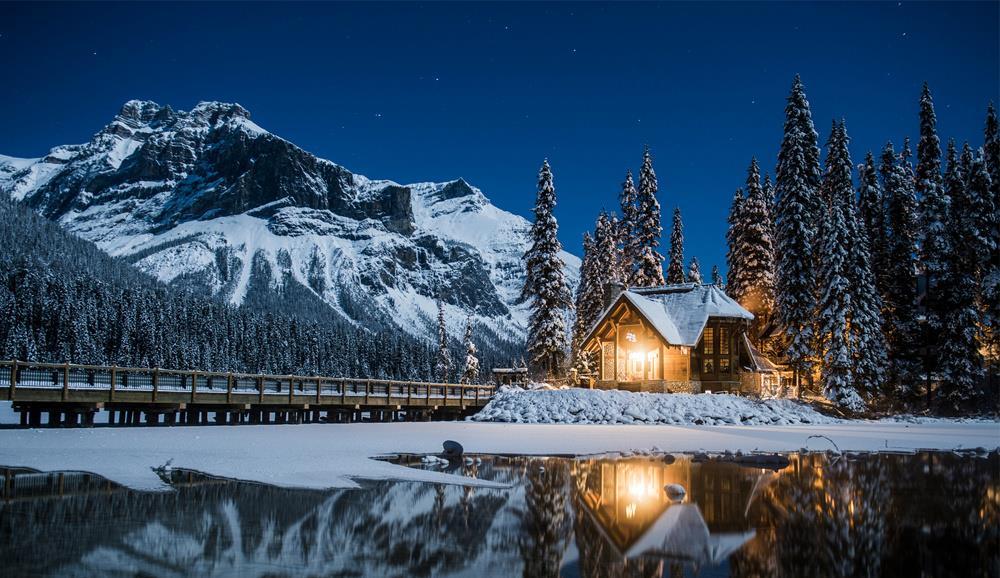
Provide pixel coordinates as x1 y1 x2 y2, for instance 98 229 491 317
603 281 626 310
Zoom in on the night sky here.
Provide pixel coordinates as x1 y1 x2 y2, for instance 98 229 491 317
1 1 997 273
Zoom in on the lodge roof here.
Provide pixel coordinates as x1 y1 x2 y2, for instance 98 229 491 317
585 283 753 348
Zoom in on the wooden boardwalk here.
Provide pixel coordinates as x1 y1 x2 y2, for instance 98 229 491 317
0 360 495 427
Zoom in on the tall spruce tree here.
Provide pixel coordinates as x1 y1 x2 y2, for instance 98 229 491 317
774 75 823 386
739 157 777 332
711 265 724 286
938 144 990 410
571 232 597 362
460 316 479 384
916 84 952 383
619 170 640 285
881 140 922 397
843 158 889 399
687 257 702 284
816 122 865 411
666 207 685 284
522 160 573 377
725 188 747 301
983 104 1000 379
434 293 451 381
635 147 666 286
857 151 889 299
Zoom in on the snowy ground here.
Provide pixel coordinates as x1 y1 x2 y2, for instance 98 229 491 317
1 399 997 492
472 386 841 425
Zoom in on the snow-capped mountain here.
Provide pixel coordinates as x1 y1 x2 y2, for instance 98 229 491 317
0 100 579 343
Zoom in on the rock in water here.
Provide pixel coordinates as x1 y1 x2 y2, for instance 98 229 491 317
664 483 687 502
442 440 464 459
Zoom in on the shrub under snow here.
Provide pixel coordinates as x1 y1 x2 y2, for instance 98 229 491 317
472 386 840 426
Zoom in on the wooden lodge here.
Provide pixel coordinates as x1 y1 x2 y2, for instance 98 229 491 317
581 283 781 394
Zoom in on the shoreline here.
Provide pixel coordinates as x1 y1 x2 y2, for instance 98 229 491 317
1 420 996 492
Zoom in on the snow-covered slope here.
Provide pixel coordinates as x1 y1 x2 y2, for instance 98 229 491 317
0 100 579 343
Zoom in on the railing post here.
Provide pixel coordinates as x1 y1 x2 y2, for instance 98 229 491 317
258 375 264 403
153 367 160 402
8 360 17 401
189 370 197 403
426 381 431 402
341 378 346 404
288 376 294 404
316 377 322 404
460 383 465 406
407 382 412 405
62 362 70 401
226 372 233 404
109 365 117 402
387 380 392 401
365 380 370 404
475 386 479 405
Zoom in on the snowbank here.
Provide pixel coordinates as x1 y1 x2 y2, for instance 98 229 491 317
471 387 840 426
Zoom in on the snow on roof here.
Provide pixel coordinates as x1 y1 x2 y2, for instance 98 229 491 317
742 333 781 372
625 284 753 347
624 503 756 564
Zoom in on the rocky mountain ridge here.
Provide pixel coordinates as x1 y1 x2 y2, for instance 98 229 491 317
0 100 579 345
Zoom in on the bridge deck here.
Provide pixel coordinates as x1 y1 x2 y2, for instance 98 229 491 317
1 360 494 416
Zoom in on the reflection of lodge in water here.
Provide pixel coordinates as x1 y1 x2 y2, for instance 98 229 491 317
571 456 765 568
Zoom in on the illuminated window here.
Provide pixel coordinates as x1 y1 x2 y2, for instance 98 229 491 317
703 358 715 374
703 327 714 354
719 327 730 355
720 358 731 374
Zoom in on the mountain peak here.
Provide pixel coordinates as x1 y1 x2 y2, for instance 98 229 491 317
116 100 167 124
190 101 252 122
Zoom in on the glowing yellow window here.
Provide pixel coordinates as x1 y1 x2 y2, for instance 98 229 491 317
703 327 714 354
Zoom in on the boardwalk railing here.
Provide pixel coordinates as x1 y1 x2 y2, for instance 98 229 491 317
0 360 495 409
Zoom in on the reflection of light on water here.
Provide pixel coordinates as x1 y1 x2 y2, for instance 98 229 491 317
626 470 658 501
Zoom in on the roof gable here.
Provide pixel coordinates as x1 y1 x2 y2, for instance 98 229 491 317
585 284 752 348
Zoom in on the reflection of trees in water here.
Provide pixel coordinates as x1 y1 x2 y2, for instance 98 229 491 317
517 459 571 578
2 453 996 577
731 452 998 577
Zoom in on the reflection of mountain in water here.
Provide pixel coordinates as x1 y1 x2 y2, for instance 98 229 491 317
0 452 996 577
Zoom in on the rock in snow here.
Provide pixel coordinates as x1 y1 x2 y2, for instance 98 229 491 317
471 386 841 426
0 100 579 344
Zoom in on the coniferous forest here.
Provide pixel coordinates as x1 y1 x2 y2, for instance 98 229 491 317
562 77 998 415
0 194 517 381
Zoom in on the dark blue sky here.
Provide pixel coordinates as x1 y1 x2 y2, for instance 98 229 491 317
1 2 997 273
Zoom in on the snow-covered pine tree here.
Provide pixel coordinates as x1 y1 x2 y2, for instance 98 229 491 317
593 211 621 288
916 84 951 382
711 264 724 286
666 207 685 284
606 213 626 284
434 294 451 382
619 170 640 285
460 316 479 384
571 232 596 362
938 144 991 411
881 140 922 399
740 157 777 333
635 146 666 286
522 160 574 377
687 257 702 284
983 104 1000 380
857 151 889 299
774 75 823 387
725 188 746 301
816 122 865 411
842 155 889 399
